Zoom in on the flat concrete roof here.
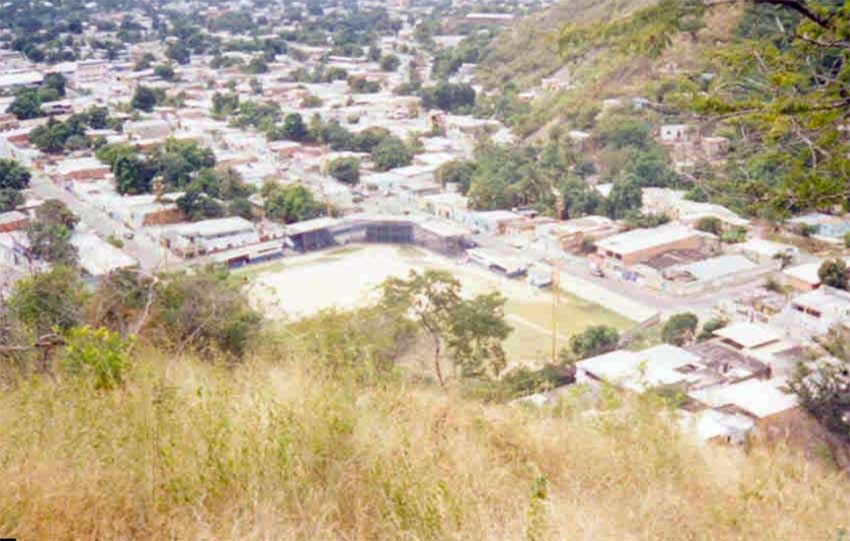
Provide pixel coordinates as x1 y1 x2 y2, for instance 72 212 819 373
688 379 798 419
713 322 781 350
596 225 700 256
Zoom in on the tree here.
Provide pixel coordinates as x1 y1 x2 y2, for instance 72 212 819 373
281 113 308 142
154 64 177 81
380 271 511 386
6 88 43 120
166 41 191 65
7 265 86 335
131 85 158 112
371 136 412 172
558 0 850 216
43 72 67 97
435 159 476 194
605 177 642 220
37 199 79 230
114 154 155 195
819 259 849 290
153 267 261 358
420 82 476 113
328 157 360 184
789 354 850 443
661 313 699 347
379 54 401 72
264 183 324 224
29 118 82 154
569 325 620 359
176 189 225 221
0 159 31 191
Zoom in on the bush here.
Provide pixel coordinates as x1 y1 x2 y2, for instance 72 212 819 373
569 325 620 359
695 216 722 236
328 157 360 184
61 325 132 390
661 313 698 346
697 318 727 342
819 258 849 290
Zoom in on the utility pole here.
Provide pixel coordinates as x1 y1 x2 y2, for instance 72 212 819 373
552 194 564 364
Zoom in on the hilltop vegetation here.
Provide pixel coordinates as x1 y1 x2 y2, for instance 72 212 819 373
3 340 850 540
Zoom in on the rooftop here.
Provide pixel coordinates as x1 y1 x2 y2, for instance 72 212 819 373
713 322 781 350
596 224 701 256
71 233 137 277
688 379 798 419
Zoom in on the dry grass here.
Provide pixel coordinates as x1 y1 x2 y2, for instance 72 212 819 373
0 350 848 540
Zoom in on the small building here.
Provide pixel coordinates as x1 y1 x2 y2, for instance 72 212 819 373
465 210 525 236
536 216 621 254
659 124 694 144
688 379 800 434
124 118 173 141
731 238 798 266
0 210 29 233
55 157 111 182
422 192 469 222
285 216 341 252
782 261 821 291
778 286 850 338
70 232 138 280
162 217 260 257
595 224 713 268
788 213 850 240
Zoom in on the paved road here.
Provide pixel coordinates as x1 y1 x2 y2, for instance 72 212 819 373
28 173 173 271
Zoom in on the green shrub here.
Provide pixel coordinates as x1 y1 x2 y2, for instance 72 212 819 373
61 325 132 389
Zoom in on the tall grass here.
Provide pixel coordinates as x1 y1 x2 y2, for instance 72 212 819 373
0 349 848 540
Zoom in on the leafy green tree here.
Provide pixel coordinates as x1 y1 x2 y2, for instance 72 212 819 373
26 221 77 265
0 189 23 212
114 154 155 195
7 265 86 335
819 259 849 290
42 72 67 97
154 64 177 81
131 85 158 112
661 313 699 347
176 189 225 221
6 88 43 119
380 270 511 387
605 177 642 220
435 159 476 194
29 117 85 154
420 82 476 113
0 159 31 191
698 318 727 342
264 183 324 224
279 113 308 142
153 267 261 358
371 135 412 171
789 355 850 443
379 54 401 72
328 157 360 184
569 325 620 359
166 41 191 65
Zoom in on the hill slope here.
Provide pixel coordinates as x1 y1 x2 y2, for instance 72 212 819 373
1 349 848 540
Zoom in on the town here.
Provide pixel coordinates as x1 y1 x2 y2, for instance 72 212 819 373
1 0 849 468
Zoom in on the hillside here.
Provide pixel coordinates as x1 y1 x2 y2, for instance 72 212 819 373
476 0 655 90
1 346 849 540
475 0 737 139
